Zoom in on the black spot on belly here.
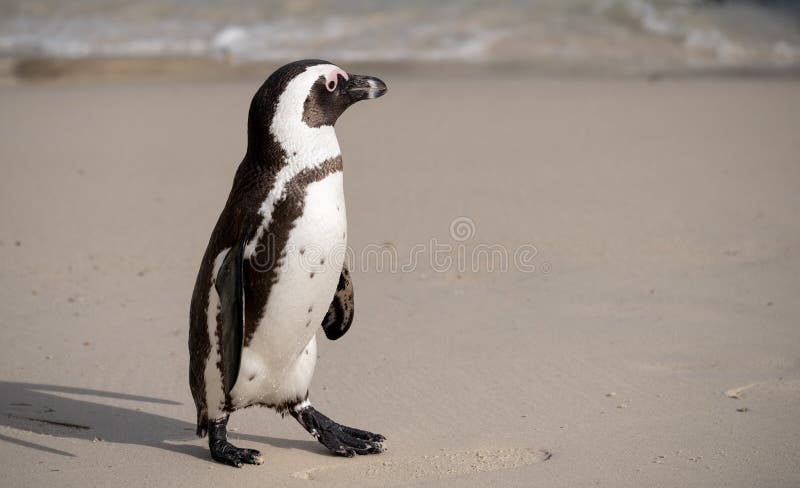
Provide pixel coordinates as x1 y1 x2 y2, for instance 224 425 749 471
309 272 315 279
320 257 325 265
305 320 311 327
308 305 313 313
299 247 305 255
248 375 255 382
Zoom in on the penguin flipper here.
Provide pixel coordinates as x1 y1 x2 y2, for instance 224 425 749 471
321 263 354 340
215 239 246 394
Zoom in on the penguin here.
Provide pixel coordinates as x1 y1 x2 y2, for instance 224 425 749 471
188 59 387 467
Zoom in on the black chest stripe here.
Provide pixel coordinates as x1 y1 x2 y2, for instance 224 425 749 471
242 156 344 347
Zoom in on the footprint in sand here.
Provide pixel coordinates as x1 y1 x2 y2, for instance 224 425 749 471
292 447 551 483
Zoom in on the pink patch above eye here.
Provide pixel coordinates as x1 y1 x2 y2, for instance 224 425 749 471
325 68 349 92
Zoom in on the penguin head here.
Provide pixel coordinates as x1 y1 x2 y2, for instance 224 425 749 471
247 60 387 158
294 60 387 128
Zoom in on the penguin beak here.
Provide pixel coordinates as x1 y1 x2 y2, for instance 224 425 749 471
344 74 387 102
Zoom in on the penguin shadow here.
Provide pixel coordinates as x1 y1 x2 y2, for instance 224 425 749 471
0 381 321 460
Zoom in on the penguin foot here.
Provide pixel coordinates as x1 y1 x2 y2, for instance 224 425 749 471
210 440 264 467
208 417 264 467
292 404 385 457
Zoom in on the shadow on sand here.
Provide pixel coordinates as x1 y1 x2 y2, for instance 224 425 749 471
0 381 322 460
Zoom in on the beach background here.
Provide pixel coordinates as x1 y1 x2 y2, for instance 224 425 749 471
1 1 799 486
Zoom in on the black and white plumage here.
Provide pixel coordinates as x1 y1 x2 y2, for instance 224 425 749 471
188 59 387 467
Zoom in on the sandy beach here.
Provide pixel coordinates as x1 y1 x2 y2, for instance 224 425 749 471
1 67 799 487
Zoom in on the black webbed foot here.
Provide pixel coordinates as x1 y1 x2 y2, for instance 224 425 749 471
292 404 385 457
208 417 264 467
210 441 263 467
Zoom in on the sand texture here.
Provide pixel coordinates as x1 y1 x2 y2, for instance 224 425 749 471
1 75 799 487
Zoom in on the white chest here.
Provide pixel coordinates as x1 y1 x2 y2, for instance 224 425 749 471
231 172 346 405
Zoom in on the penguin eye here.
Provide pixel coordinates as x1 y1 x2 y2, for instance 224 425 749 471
324 68 348 93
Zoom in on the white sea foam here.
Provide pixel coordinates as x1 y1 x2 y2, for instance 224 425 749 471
0 1 798 72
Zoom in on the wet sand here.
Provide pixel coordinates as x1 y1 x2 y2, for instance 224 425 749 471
0 68 799 487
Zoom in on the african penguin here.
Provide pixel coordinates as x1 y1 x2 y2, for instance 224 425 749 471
189 60 387 467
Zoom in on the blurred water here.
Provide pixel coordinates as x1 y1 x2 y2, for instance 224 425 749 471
1 0 798 72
